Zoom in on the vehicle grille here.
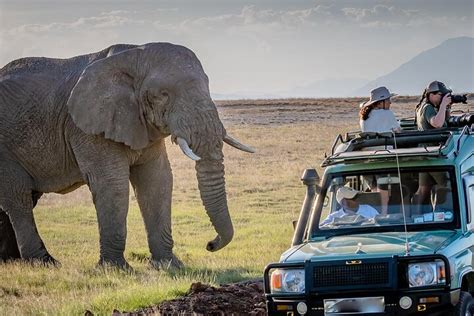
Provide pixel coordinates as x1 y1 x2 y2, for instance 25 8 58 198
313 262 390 288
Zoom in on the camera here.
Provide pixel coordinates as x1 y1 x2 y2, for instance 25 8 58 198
450 94 468 104
447 113 474 127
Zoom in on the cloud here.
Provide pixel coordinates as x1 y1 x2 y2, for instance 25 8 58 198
8 14 144 34
178 5 342 33
0 1 472 94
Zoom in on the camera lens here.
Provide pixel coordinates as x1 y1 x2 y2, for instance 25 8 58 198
451 94 468 104
448 114 474 127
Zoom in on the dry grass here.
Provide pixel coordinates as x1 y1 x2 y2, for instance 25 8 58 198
1 96 471 314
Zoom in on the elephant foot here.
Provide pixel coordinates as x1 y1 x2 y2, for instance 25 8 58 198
150 255 184 270
97 257 133 271
27 253 61 267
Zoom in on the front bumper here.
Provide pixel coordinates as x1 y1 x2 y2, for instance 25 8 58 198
266 288 460 315
264 256 456 315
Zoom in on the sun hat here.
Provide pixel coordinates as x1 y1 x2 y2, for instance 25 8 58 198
425 81 452 94
336 186 359 204
360 86 397 108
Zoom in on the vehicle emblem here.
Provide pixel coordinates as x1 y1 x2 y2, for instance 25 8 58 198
346 260 362 265
355 242 366 255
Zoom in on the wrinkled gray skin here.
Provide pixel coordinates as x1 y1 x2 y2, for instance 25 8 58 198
0 43 238 269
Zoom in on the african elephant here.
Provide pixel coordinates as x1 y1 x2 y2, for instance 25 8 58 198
0 42 254 268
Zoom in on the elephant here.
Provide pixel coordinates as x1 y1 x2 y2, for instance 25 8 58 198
0 42 254 268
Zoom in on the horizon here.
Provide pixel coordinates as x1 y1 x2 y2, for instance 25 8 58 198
1 0 473 98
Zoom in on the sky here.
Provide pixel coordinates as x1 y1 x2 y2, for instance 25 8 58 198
0 0 473 97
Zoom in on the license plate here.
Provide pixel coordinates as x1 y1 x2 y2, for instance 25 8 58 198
324 296 385 315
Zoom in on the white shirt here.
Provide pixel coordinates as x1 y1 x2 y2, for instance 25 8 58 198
320 204 379 226
360 109 400 133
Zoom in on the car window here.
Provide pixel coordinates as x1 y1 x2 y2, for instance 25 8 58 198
314 169 456 234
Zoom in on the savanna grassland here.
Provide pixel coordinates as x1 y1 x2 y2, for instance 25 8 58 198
0 96 467 315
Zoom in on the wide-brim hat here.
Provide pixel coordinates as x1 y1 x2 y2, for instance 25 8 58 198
360 86 397 108
336 186 359 204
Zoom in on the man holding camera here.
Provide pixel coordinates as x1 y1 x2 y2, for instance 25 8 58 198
416 80 453 131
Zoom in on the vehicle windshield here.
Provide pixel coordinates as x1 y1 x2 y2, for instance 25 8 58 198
313 168 457 237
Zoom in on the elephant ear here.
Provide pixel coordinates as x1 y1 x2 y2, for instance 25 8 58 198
67 47 149 150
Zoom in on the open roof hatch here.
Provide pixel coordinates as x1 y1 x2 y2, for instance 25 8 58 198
321 127 471 167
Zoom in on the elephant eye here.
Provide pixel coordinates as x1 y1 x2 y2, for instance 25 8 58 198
161 91 169 98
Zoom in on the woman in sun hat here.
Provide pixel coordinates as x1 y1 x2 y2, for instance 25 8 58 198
358 86 400 215
359 86 400 133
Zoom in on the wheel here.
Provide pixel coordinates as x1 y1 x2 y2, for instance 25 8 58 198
452 291 474 316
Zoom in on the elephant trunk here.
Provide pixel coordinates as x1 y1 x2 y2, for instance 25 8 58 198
195 159 233 252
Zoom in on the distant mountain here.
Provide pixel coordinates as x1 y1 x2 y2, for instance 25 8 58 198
212 37 473 100
354 37 474 96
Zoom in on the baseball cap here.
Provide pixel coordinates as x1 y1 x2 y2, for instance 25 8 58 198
426 81 452 94
336 186 359 204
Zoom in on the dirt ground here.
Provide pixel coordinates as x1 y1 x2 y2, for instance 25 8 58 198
111 280 266 316
215 96 471 127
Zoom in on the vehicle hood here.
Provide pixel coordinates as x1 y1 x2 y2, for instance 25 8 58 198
283 230 459 263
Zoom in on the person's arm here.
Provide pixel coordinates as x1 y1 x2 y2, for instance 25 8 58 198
429 94 451 128
360 205 380 217
320 213 334 226
391 113 401 132
384 110 400 133
320 209 343 226
392 111 401 132
360 119 365 132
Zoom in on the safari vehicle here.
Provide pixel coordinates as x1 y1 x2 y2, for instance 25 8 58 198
264 113 474 315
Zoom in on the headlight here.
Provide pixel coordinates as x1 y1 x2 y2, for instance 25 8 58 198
408 260 446 288
270 269 305 293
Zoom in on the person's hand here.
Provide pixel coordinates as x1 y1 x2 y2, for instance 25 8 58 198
440 93 452 108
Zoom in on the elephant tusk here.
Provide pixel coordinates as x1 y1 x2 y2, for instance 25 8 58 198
177 137 201 161
224 134 256 153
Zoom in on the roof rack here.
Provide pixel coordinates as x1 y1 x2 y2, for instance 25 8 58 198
321 127 470 167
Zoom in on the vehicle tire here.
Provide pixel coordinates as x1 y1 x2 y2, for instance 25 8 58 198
451 291 474 316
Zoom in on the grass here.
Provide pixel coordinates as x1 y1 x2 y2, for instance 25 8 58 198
2 95 455 315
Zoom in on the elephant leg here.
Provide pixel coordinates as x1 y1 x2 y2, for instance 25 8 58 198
130 151 182 269
88 178 131 268
82 166 131 268
0 167 56 264
0 190 44 262
0 210 20 261
71 137 132 269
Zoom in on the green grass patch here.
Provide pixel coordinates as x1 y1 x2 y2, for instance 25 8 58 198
0 122 348 314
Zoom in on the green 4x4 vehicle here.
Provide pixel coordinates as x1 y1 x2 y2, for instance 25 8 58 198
264 115 474 316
